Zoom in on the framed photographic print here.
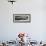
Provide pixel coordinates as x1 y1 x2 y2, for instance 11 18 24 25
13 14 31 23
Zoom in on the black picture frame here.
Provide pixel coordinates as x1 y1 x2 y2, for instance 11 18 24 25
13 14 31 23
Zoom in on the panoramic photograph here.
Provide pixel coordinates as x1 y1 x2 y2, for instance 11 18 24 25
13 14 31 23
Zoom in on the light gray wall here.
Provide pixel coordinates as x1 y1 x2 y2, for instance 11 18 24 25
0 0 46 41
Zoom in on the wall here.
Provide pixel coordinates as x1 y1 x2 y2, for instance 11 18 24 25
0 0 46 41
